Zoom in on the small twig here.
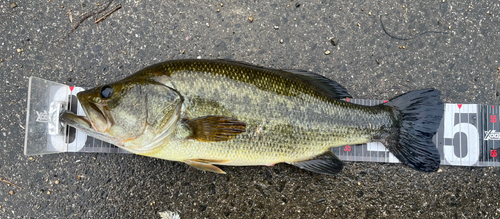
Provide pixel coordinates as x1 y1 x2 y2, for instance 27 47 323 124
95 4 122 24
380 15 448 41
0 177 22 190
64 0 114 40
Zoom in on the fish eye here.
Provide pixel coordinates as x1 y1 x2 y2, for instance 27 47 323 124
100 85 113 99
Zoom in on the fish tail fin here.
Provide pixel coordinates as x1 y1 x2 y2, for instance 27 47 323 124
382 89 444 172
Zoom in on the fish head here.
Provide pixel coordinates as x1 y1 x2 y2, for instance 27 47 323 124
64 77 183 152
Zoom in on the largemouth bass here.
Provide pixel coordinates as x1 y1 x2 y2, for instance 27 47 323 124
61 59 444 175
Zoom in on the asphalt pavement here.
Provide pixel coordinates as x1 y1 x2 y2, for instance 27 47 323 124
1 0 500 218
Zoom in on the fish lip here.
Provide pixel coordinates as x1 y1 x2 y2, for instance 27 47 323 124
77 93 110 133
61 111 124 147
60 111 92 129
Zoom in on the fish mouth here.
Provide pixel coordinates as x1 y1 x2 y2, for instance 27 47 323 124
61 111 123 147
77 93 111 133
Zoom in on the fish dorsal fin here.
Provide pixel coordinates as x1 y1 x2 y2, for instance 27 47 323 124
215 59 352 99
282 69 352 99
185 116 246 142
291 151 344 175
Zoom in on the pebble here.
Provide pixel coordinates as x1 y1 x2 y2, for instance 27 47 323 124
55 180 60 184
324 50 330 55
249 17 253 22
273 26 279 30
330 37 337 46
10 2 17 8
279 39 284 44
9 191 14 195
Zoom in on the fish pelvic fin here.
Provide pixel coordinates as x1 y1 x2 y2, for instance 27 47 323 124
382 89 444 172
185 159 228 174
291 151 344 175
185 116 246 142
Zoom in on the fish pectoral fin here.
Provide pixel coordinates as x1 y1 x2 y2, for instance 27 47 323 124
185 116 246 142
185 159 228 174
291 151 344 176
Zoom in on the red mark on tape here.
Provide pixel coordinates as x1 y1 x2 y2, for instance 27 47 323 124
69 86 74 92
457 104 463 109
383 100 388 103
346 98 350 102
491 115 497 123
344 145 351 152
492 150 497 158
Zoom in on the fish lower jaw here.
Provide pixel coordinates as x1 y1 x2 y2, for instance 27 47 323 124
121 142 164 155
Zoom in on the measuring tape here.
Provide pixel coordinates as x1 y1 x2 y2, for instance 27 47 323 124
332 99 499 167
24 77 500 167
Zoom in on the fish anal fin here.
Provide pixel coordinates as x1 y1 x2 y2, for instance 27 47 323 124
186 116 246 142
185 159 228 174
291 151 344 175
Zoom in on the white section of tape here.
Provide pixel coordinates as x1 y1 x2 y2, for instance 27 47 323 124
443 104 479 166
